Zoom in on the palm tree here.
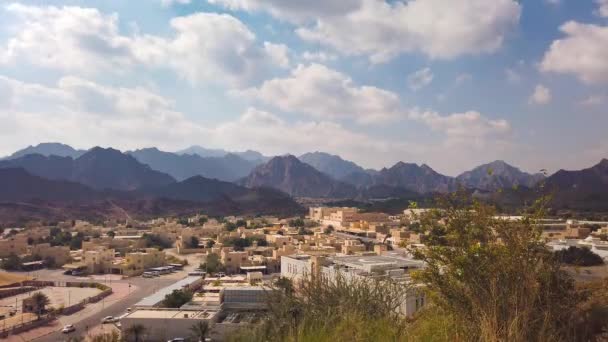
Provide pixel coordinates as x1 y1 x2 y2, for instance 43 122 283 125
30 292 50 319
190 321 210 342
126 324 146 342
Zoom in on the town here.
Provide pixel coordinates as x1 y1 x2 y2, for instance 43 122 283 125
0 205 606 341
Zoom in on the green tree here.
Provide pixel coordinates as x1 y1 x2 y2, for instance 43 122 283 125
185 236 200 249
126 324 146 342
1 254 23 271
224 222 238 232
31 292 51 319
190 321 210 342
229 272 407 342
107 230 116 238
410 194 587 341
289 218 306 228
163 289 193 308
201 253 223 274
205 240 216 249
323 225 334 235
198 216 208 225
555 246 604 266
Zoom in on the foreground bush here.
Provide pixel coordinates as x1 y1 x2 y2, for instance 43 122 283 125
555 246 604 266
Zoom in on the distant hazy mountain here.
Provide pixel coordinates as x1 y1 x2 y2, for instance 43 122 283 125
177 145 270 163
142 175 250 202
372 162 455 194
0 168 303 225
298 152 366 180
128 148 258 182
0 168 99 201
457 160 545 191
4 143 85 160
0 147 176 191
542 159 608 210
142 175 303 215
242 155 358 198
341 170 375 188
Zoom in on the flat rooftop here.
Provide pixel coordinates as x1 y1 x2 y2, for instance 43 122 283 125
330 255 424 269
134 276 201 307
125 309 218 320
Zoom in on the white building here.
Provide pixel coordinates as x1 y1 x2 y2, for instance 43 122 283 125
280 253 427 317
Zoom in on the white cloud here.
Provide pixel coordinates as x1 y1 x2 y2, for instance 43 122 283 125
407 68 434 90
263 42 290 68
239 63 403 124
597 0 608 17
160 0 191 6
207 0 361 24
0 75 207 153
409 109 511 141
301 51 338 63
0 4 286 87
0 72 516 175
580 94 607 106
529 84 552 105
210 0 521 63
540 22 608 84
455 73 473 85
505 68 522 84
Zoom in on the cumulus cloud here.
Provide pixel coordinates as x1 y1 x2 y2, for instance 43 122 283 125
0 75 207 153
301 51 338 63
0 4 287 87
580 94 607 106
540 22 608 84
597 0 608 17
160 0 191 6
409 109 510 142
207 0 361 23
209 0 520 63
239 63 403 123
529 85 552 105
407 68 434 91
263 42 290 68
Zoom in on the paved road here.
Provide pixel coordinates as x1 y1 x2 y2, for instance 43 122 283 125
12 268 195 342
37 278 171 342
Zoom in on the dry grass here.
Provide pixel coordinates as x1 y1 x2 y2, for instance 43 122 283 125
0 272 31 287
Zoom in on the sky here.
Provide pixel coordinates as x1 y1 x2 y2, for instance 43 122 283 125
0 0 607 176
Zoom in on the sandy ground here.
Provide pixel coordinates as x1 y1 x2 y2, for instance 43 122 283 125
0 286 101 314
2 282 137 342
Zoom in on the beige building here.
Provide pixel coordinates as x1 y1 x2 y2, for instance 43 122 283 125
221 249 249 274
341 239 367 255
0 234 28 257
83 247 116 274
30 243 71 267
120 249 166 276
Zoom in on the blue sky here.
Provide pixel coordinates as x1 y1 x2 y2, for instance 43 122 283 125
0 0 607 176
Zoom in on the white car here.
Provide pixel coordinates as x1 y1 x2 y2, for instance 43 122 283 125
101 316 117 324
61 324 76 333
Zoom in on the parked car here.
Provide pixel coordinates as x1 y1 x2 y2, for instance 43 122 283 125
167 338 186 342
62 324 76 333
101 316 117 324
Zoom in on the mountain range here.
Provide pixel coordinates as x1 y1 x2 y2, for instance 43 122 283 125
3 142 608 217
242 155 359 198
177 145 270 163
0 147 176 191
128 148 261 182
